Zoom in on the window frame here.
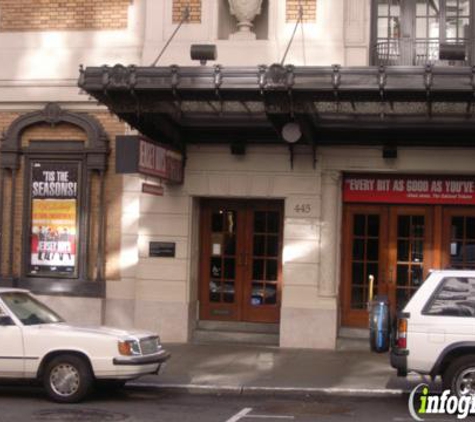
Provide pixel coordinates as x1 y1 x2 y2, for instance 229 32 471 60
18 143 102 298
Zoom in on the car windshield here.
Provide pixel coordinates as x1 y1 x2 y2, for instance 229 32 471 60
0 292 64 326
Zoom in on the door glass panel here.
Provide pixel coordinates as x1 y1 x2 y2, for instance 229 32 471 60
253 259 265 280
397 264 409 286
350 214 380 310
412 240 424 262
266 236 279 257
210 257 222 278
265 284 277 305
251 282 264 305
212 213 223 232
396 289 409 309
253 235 265 256
250 209 282 307
223 282 235 303
352 262 364 285
449 216 475 269
354 215 366 236
254 211 266 232
353 239 365 260
411 265 424 287
224 258 235 279
267 212 280 233
452 217 464 238
208 209 238 304
395 214 425 309
397 240 410 261
467 217 475 239
398 216 410 237
224 234 236 255
351 286 366 309
368 215 380 236
367 239 379 261
266 260 278 281
210 280 221 302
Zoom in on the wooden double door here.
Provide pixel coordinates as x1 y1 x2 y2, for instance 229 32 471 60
199 199 283 323
341 205 475 327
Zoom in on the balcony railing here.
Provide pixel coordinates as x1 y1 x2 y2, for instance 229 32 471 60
373 40 471 66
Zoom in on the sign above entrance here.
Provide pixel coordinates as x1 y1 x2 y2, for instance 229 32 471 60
344 174 475 205
116 135 183 184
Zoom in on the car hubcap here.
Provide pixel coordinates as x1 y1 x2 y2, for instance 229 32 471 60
50 363 80 397
456 368 475 396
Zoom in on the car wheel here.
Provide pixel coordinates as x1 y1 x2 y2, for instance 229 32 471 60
43 354 93 403
443 355 475 397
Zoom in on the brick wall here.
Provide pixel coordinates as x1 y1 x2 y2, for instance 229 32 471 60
0 0 130 32
286 0 317 23
0 111 123 281
173 0 201 23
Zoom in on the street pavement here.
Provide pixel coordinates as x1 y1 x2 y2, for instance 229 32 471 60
0 385 415 422
131 343 440 397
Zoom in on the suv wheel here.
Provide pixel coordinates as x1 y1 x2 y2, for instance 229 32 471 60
43 354 93 403
443 355 475 397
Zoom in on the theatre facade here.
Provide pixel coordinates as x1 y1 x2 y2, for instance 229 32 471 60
2 0 475 349
76 63 475 348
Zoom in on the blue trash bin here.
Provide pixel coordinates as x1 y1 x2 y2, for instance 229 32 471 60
369 295 391 353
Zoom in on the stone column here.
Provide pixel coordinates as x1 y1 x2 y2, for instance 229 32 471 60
318 170 341 297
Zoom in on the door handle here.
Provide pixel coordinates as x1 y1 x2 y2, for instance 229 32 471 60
388 267 394 285
239 253 249 267
368 274 375 303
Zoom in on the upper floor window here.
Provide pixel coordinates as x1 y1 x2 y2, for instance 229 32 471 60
373 0 474 66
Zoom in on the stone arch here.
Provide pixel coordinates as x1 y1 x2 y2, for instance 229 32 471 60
1 102 109 169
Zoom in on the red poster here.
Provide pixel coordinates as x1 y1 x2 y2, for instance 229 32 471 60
343 174 475 205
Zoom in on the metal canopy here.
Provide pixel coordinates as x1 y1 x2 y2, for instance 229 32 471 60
78 63 475 151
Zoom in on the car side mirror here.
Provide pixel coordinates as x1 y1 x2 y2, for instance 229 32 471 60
0 315 14 326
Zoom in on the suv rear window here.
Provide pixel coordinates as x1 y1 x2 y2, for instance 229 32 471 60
424 277 475 317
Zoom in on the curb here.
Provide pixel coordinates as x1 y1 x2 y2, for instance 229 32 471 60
127 382 407 398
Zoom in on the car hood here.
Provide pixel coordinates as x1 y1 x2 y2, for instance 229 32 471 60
37 323 156 340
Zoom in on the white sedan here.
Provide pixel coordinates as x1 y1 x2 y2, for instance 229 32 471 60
0 288 170 403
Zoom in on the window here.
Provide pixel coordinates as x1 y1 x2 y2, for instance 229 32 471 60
424 277 475 316
373 0 473 65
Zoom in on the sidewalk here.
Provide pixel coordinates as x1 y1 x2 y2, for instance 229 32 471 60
130 343 439 396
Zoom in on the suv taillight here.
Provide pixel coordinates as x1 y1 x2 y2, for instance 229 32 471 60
396 318 408 349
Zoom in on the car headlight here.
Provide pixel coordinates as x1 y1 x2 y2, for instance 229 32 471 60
118 339 141 356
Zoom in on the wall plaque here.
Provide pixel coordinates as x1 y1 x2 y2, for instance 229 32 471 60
149 242 176 258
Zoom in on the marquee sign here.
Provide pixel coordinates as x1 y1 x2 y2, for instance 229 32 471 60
343 174 475 205
116 135 183 184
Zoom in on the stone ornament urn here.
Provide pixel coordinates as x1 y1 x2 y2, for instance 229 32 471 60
228 0 263 40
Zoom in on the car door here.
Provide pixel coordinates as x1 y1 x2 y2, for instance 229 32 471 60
0 300 24 377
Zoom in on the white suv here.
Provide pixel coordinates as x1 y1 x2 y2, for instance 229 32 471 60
391 270 475 397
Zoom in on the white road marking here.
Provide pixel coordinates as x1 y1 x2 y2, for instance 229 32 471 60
225 408 295 422
225 408 253 422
